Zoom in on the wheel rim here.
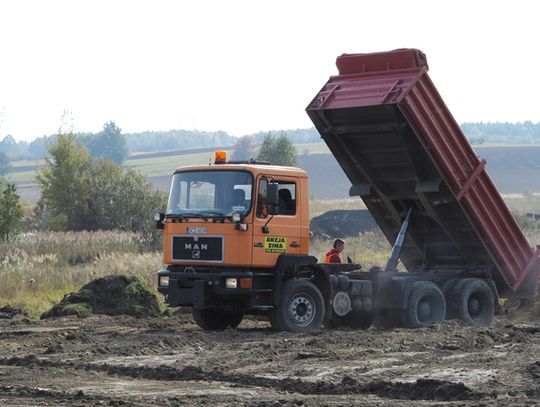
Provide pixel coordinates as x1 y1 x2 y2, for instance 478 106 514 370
288 293 315 327
468 293 483 318
418 297 433 322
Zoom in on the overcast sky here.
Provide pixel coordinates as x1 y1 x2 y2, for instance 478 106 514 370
1 0 539 142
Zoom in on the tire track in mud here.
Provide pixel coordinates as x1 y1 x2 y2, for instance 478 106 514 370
0 355 485 402
0 383 145 406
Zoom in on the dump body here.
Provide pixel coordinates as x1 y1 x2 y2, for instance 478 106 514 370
307 49 540 298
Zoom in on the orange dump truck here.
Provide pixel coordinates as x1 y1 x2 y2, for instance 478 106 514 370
156 49 539 332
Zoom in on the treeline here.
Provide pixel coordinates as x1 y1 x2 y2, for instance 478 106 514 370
0 127 322 162
461 121 540 144
0 121 128 164
2 122 539 162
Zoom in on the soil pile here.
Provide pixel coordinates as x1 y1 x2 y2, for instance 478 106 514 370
502 297 540 323
41 275 162 319
310 209 377 239
0 305 29 319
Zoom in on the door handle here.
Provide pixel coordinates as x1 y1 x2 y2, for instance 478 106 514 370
289 242 300 248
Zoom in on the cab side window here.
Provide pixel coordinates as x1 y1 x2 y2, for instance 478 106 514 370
277 182 296 216
257 179 297 217
256 179 268 218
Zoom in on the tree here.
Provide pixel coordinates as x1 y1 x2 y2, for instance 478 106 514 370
84 121 128 164
0 152 10 175
87 159 166 232
0 182 24 242
257 133 298 166
0 135 17 155
36 132 93 230
232 135 255 161
37 132 165 233
28 135 50 159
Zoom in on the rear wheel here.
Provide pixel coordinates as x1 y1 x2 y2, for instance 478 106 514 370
192 308 243 330
450 278 495 326
273 279 325 332
403 281 446 328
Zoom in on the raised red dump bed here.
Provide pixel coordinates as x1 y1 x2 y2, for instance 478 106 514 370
306 49 540 299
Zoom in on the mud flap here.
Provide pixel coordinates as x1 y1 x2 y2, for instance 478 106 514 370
192 280 206 309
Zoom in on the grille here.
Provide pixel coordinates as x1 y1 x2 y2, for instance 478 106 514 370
172 236 223 262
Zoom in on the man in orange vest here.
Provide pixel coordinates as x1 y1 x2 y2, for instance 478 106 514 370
324 239 345 263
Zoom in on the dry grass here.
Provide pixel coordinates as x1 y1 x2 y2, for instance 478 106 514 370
0 231 163 318
2 195 539 318
310 231 392 270
309 197 366 218
504 193 540 247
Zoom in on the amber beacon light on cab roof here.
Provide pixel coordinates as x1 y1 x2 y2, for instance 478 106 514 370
155 49 540 332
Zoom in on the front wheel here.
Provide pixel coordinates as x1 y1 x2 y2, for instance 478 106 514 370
272 279 325 332
192 308 243 331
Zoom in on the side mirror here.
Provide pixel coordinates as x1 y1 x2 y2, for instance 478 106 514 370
154 213 165 229
267 183 279 215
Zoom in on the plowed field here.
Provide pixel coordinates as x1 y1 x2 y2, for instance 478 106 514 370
1 312 539 406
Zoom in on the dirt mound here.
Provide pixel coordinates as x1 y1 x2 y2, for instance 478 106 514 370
501 298 540 323
41 275 162 319
310 210 377 239
0 305 29 319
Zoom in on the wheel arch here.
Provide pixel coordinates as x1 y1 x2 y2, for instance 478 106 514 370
272 254 319 306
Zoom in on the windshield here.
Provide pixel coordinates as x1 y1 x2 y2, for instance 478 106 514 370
166 170 253 218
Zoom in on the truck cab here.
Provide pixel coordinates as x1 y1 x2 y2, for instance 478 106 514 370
156 152 325 330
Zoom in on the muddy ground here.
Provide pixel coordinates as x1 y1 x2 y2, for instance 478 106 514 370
0 312 539 406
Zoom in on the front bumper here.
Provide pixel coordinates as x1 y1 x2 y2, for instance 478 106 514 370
157 269 273 309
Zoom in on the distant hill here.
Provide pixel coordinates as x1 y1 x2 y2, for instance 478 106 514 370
147 146 540 200
300 146 540 199
11 145 540 203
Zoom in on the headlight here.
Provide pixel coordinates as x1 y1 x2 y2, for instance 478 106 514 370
158 275 169 287
225 278 238 289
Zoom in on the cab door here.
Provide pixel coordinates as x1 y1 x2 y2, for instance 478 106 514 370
252 176 302 267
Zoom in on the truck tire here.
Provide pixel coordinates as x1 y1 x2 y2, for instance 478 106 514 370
268 309 284 331
450 278 494 326
192 308 243 331
403 281 446 328
273 279 325 332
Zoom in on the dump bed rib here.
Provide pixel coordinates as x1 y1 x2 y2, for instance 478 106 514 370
306 49 540 298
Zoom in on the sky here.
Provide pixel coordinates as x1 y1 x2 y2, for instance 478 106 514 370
1 0 539 142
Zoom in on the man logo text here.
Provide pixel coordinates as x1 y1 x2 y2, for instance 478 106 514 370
184 243 208 250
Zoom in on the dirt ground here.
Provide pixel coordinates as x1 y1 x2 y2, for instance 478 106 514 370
0 311 539 406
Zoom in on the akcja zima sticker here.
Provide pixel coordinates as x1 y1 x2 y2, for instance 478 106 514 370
264 236 287 253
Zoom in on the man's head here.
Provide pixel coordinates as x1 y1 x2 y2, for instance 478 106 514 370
333 238 345 252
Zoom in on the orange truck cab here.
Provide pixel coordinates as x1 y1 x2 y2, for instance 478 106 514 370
156 152 347 331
